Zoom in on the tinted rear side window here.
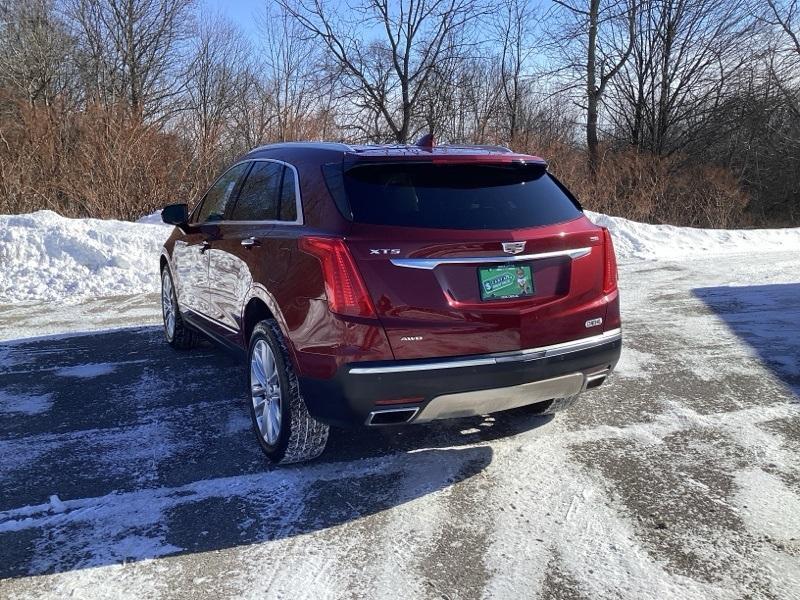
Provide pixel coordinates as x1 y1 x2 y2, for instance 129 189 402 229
279 166 298 221
230 161 283 221
342 163 581 229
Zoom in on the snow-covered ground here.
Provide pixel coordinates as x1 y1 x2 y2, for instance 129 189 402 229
2 209 800 304
1 210 799 599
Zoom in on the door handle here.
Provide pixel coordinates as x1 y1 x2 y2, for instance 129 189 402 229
200 240 210 254
241 237 260 248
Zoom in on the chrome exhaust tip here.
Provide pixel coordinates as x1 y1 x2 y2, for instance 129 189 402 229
366 407 419 426
584 370 610 390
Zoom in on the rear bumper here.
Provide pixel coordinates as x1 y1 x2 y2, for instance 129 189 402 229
300 328 622 426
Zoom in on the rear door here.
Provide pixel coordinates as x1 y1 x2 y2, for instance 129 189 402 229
207 160 301 342
173 162 249 319
340 162 608 359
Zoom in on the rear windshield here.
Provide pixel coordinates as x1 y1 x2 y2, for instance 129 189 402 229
339 163 581 229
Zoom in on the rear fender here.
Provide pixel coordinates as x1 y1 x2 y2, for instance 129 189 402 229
242 283 290 340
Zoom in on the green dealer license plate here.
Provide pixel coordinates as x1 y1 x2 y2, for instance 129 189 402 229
478 264 535 301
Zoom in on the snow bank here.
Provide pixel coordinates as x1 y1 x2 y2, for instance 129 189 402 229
586 211 800 261
0 210 171 303
2 209 800 304
136 210 164 225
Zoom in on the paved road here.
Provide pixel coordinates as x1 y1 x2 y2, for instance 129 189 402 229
1 253 799 599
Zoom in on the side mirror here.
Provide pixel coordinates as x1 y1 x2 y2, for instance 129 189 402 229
162 203 189 226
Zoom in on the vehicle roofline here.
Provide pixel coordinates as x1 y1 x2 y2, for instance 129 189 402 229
342 153 547 165
243 141 546 164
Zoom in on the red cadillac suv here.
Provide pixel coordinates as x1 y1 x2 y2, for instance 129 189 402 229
159 140 621 464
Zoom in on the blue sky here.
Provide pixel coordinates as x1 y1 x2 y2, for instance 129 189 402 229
204 0 265 42
203 0 549 51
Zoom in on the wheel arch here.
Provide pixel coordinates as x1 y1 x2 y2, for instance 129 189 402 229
243 298 275 346
242 287 305 378
241 284 290 348
159 249 172 275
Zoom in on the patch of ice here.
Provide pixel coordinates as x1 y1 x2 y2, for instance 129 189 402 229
734 469 800 541
224 412 251 434
1 324 157 345
105 534 181 562
0 391 53 415
731 470 800 595
482 429 728 599
0 345 14 367
614 346 656 380
56 362 117 378
49 495 66 513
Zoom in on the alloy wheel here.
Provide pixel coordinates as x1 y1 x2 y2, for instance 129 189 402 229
250 339 282 445
161 272 176 340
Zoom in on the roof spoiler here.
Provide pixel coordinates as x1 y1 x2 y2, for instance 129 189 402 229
415 133 435 150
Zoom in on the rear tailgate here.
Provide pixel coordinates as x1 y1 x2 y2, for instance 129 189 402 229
339 161 611 360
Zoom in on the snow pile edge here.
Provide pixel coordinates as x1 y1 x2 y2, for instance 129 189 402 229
585 210 800 261
1 209 799 304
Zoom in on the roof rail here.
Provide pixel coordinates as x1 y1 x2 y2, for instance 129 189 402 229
440 144 514 153
249 141 356 153
249 141 520 155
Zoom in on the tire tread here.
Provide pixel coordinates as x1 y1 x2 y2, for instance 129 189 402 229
252 320 329 464
162 269 199 350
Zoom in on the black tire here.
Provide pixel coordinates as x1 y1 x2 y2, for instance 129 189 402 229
247 319 329 464
161 268 199 350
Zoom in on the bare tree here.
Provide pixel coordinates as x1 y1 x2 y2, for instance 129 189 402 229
227 68 277 154
415 34 498 143
280 0 481 143
259 3 326 141
493 0 537 146
184 12 249 175
549 0 637 174
67 0 194 119
454 57 502 143
607 0 753 156
761 0 800 116
764 0 800 55
0 0 77 107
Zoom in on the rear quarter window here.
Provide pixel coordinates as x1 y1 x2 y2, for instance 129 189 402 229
340 163 582 230
230 161 283 221
279 166 298 221
227 161 301 223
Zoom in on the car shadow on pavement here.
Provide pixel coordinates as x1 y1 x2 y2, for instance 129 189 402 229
0 326 552 579
693 283 800 397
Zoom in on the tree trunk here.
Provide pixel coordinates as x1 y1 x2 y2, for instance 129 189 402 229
586 0 600 175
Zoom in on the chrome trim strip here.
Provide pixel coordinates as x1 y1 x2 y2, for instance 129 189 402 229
389 247 591 270
184 309 239 334
349 328 621 375
352 356 497 375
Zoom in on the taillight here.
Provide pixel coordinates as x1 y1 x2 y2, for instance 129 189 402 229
601 227 618 294
298 236 376 317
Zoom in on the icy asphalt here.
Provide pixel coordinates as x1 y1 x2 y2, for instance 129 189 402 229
0 253 799 599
